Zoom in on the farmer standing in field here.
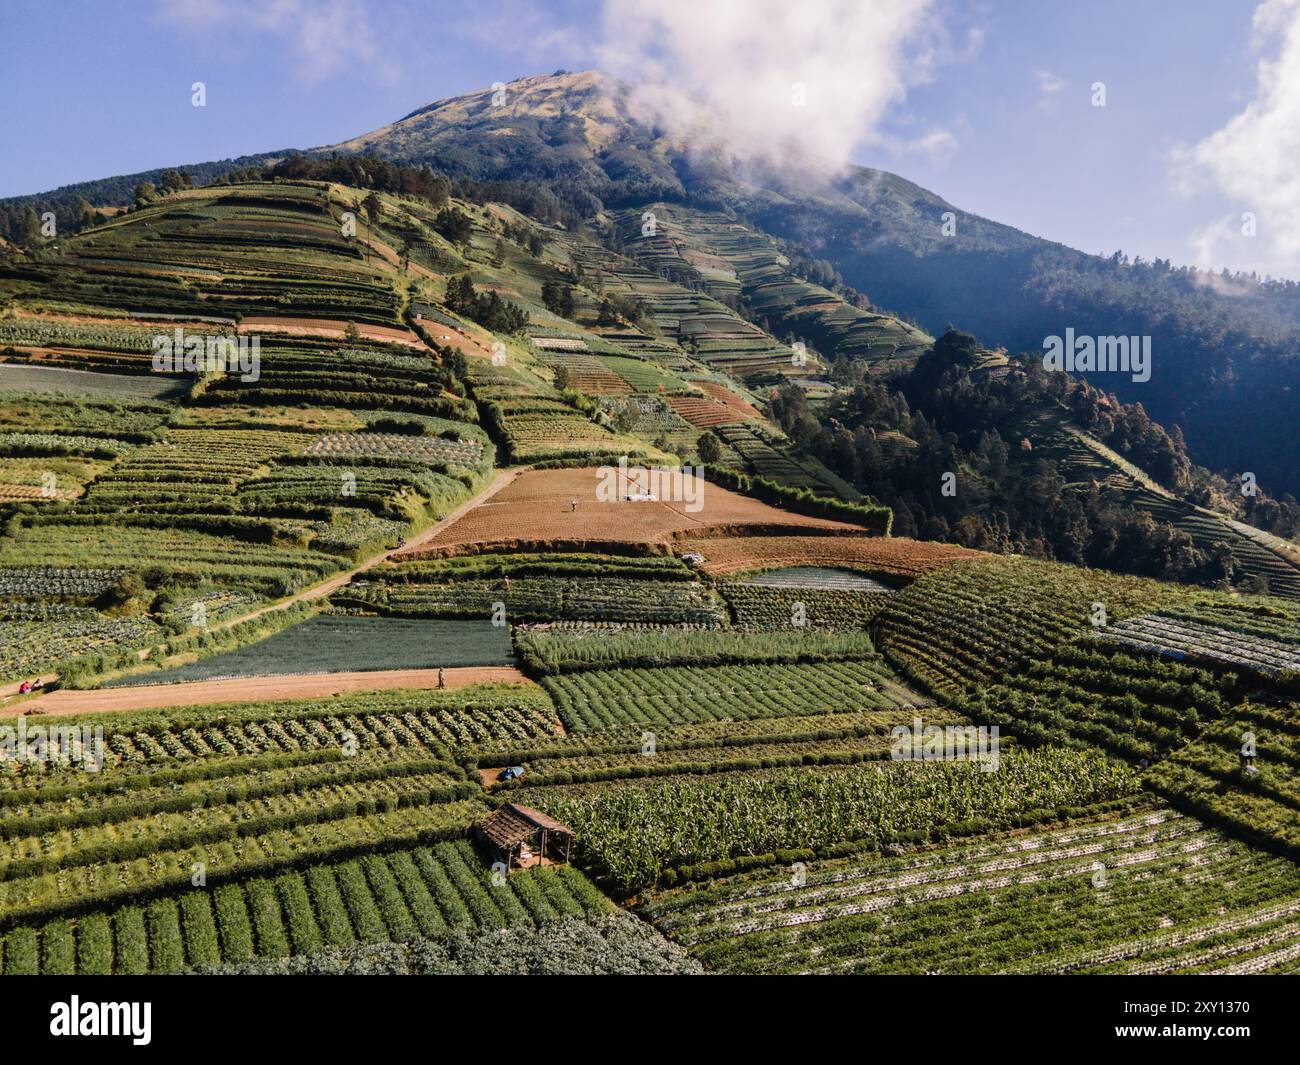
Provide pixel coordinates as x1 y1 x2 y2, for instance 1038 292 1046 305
438 667 445 689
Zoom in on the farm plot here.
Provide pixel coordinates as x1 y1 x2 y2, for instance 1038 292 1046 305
720 582 893 630
0 839 611 974
3 685 561 772
418 466 859 550
304 431 488 469
641 807 1300 974
540 353 632 395
596 395 700 456
0 605 159 684
200 336 468 421
681 535 980 579
1100 612 1300 677
0 390 171 440
1146 700 1300 858
238 458 478 525
346 574 728 626
540 659 926 732
874 555 1194 700
0 566 125 602
0 430 133 462
339 553 724 625
195 912 702 976
81 428 305 512
667 395 748 428
465 360 637 464
1159 599 1300 646
710 423 855 498
959 635 1239 765
481 707 967 792
693 380 760 418
538 747 1139 891
104 616 514 686
0 363 189 401
514 624 877 673
20 183 406 326
0 760 484 927
744 567 895 592
0 519 342 598
599 355 690 394
0 456 113 500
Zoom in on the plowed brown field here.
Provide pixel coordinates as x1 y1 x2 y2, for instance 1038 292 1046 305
678 535 984 578
399 466 860 553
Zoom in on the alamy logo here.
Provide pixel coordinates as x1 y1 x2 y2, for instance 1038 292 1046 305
890 716 1000 772
151 328 260 382
1042 328 1151 383
50 997 151 1045
595 457 704 513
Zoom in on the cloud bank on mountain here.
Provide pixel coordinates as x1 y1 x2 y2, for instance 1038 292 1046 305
596 0 944 178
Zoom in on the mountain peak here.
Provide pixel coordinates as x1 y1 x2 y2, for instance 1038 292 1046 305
332 69 637 159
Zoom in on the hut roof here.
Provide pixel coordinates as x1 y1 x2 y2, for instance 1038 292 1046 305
478 803 573 850
507 803 571 834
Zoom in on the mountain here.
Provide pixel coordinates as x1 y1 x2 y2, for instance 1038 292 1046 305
5 68 1300 981
3 69 1299 575
320 71 1300 499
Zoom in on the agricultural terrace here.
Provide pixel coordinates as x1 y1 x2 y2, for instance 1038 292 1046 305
642 805 1300 974
409 466 861 552
680 534 982 578
2 168 1298 982
6 183 405 326
528 748 1138 892
103 616 514 687
1148 699 1300 858
342 552 730 626
477 707 969 793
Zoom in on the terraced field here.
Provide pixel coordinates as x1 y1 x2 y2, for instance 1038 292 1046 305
611 205 933 371
0 362 189 400
744 567 895 592
1101 611 1300 676
721 580 894 630
345 560 729 625
1033 417 1300 601
104 615 514 686
3 165 1298 986
10 183 404 325
540 659 925 732
414 466 860 550
0 839 610 974
681 534 981 578
642 807 1300 974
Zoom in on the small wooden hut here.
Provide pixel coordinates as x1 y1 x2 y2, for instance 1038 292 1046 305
476 803 575 871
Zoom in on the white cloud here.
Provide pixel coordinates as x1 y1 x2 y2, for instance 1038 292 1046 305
1034 69 1066 103
160 0 389 86
1172 0 1300 276
597 0 950 179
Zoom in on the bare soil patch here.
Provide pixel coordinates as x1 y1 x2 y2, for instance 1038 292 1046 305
403 466 858 552
678 535 983 578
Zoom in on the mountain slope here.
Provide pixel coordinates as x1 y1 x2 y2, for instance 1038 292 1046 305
325 70 1300 498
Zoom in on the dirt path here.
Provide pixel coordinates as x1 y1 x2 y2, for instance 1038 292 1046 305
215 467 519 626
0 468 521 704
2 667 532 718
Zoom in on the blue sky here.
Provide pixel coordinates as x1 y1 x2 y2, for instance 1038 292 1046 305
1 0 1294 279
